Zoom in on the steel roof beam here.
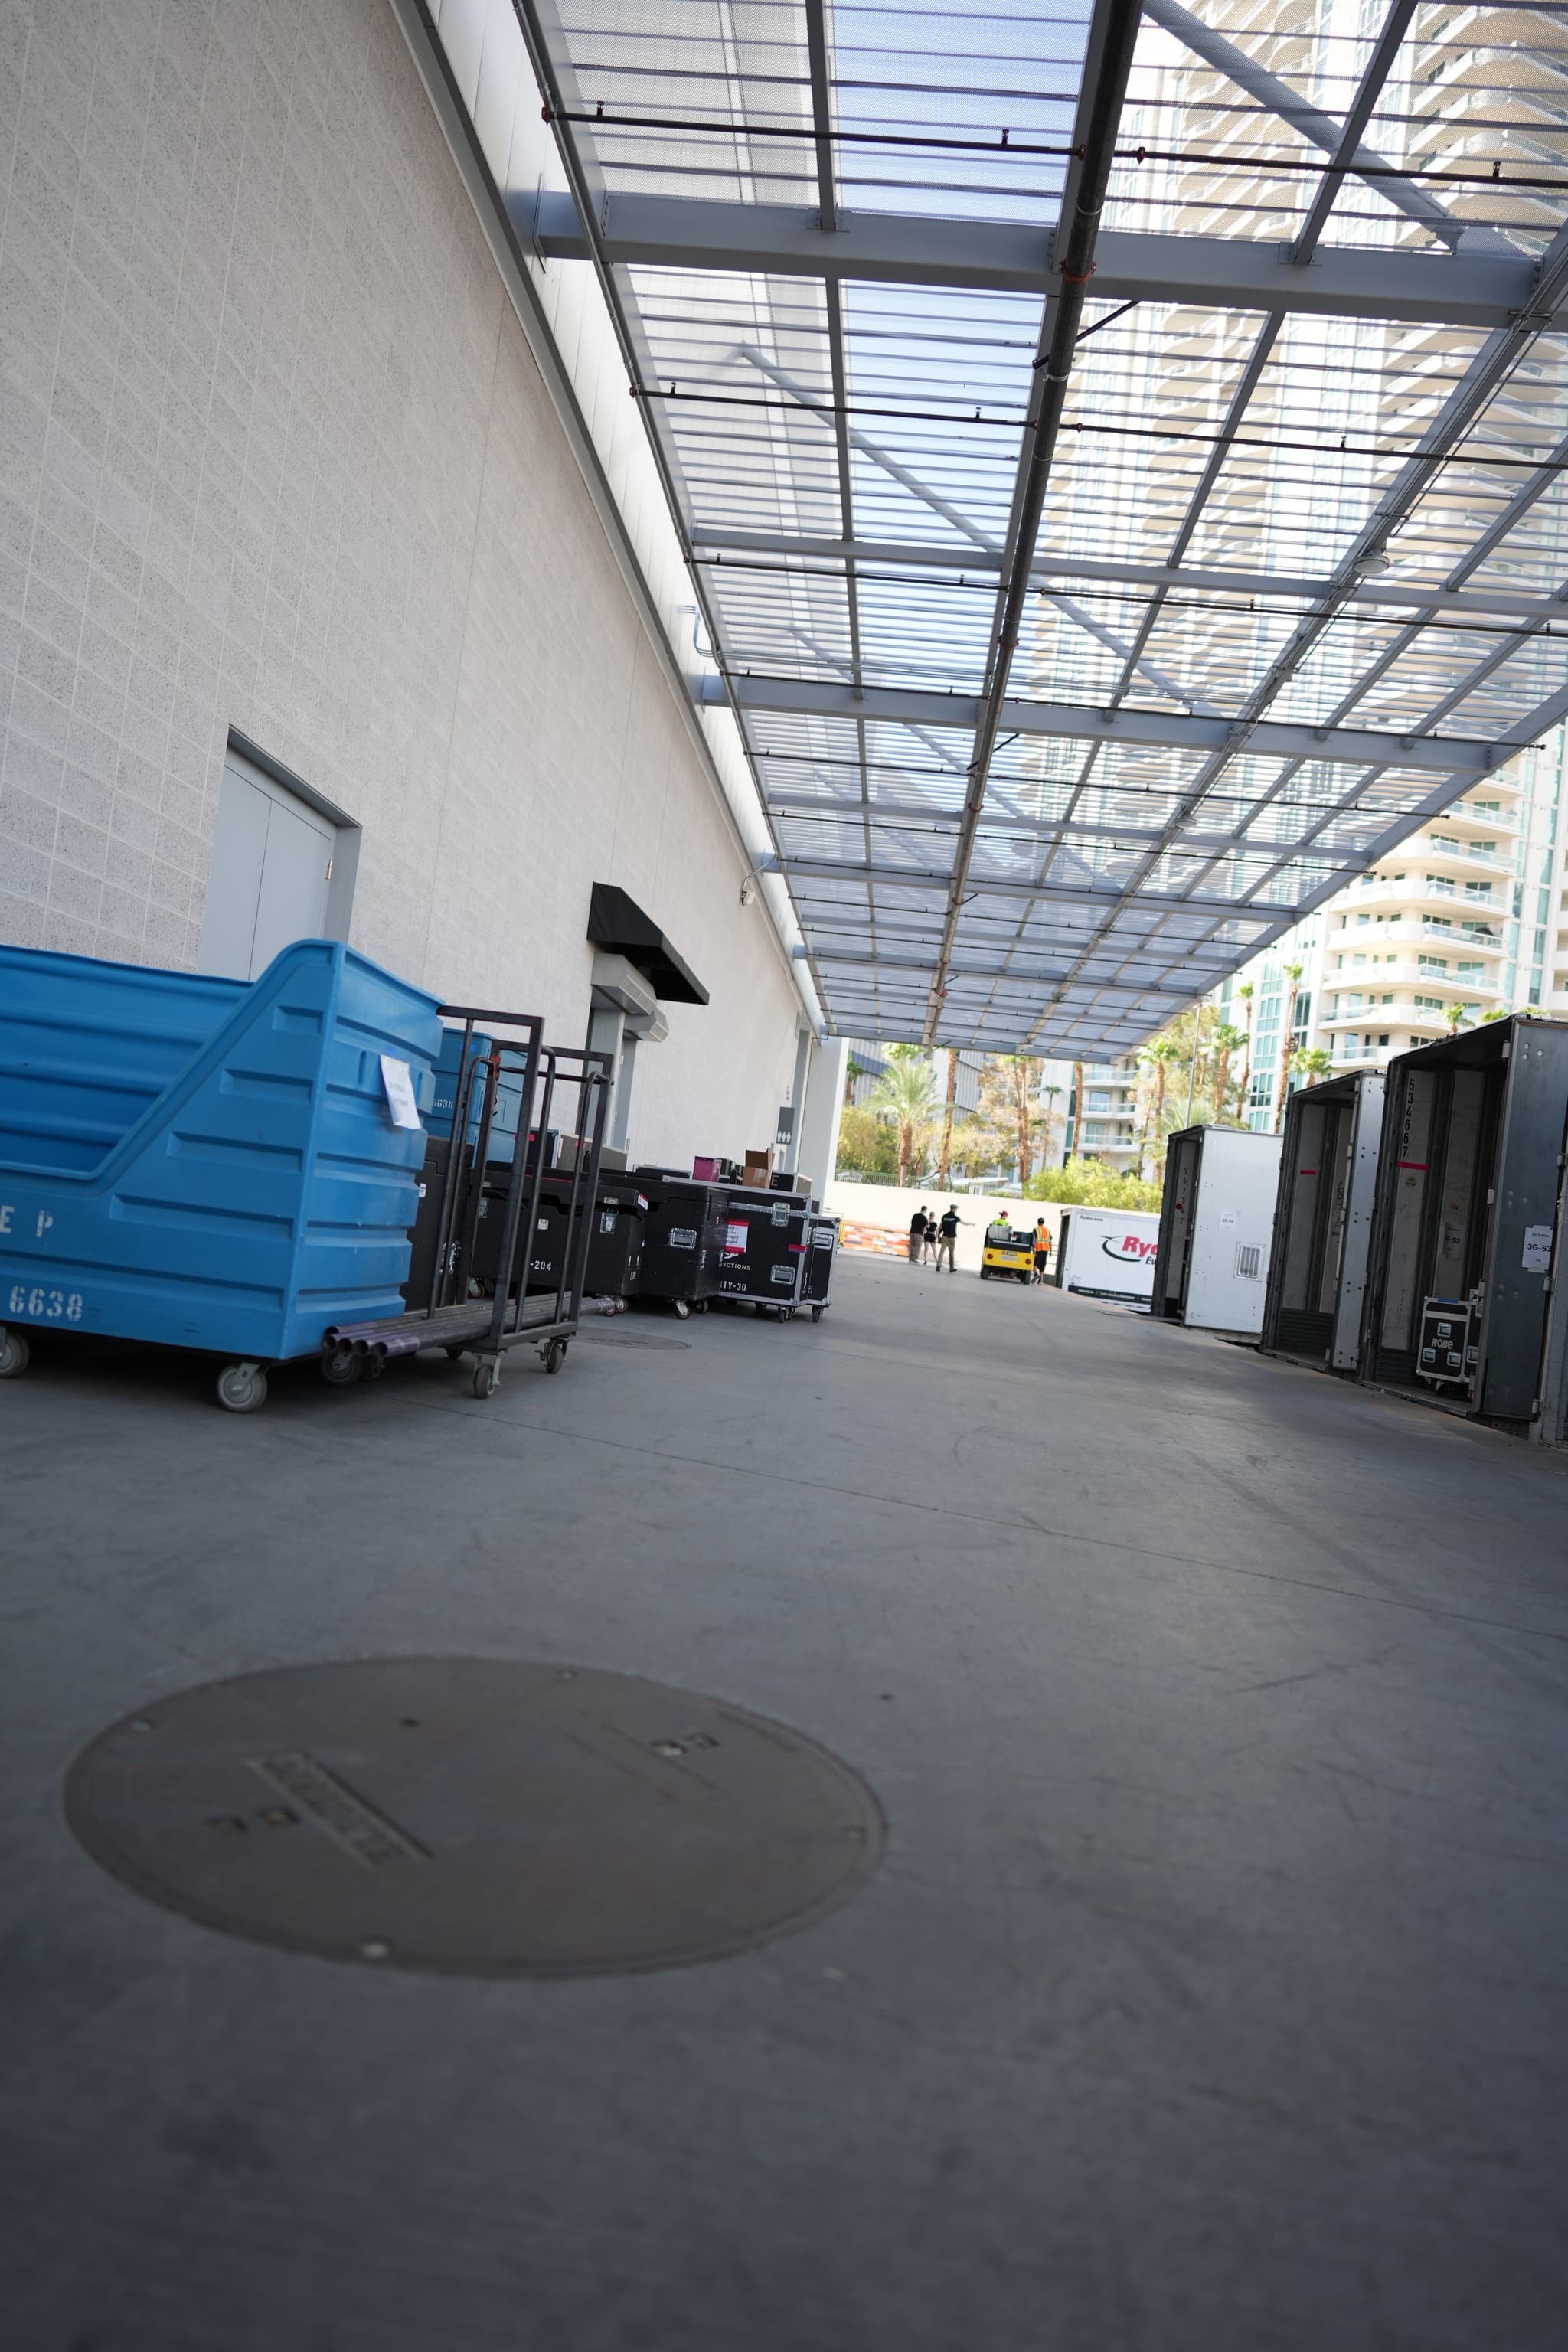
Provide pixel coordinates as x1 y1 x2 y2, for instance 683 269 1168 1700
711 674 1504 776
1142 0 1467 250
1289 0 1421 264
691 531 1564 621
529 193 1541 328
1020 217 1568 1044
766 789 1307 858
768 854 1282 923
805 947 1224 991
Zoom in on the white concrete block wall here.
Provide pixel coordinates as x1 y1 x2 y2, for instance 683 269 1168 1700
0 0 804 1165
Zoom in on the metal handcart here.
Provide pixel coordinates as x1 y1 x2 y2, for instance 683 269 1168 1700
323 1006 611 1400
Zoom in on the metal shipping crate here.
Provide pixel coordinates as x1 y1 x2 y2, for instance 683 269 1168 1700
1261 1068 1384 1370
1152 1125 1282 1338
1360 1014 1568 1429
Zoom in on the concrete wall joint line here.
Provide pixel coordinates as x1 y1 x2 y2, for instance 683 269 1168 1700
418 295 510 989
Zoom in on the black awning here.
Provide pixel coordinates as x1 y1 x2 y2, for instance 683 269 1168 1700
587 883 709 1004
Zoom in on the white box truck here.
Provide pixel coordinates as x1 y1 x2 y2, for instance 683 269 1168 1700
1054 1206 1160 1305
1152 1125 1283 1337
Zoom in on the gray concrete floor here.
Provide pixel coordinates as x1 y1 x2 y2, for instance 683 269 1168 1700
5 1256 1568 2351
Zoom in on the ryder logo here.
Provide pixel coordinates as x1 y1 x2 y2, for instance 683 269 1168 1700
1102 1233 1158 1263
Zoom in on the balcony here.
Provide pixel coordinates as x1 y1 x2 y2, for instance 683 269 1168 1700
1326 959 1503 996
1336 872 1508 916
1331 923 1504 967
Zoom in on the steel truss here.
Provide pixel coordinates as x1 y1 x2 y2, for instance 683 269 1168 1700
499 0 1568 1057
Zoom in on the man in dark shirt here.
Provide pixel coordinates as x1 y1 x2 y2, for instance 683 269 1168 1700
907 1207 929 1264
936 1204 962 1272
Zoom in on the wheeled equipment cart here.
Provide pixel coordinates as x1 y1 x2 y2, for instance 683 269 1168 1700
325 1006 612 1400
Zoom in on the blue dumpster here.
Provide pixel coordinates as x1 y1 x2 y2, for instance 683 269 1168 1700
423 1025 524 1142
0 938 442 1406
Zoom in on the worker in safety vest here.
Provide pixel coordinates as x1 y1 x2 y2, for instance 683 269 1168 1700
1033 1219 1052 1284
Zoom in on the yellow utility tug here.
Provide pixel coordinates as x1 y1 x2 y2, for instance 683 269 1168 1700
981 1224 1037 1283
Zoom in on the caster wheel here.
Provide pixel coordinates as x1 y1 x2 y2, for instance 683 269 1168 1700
543 1338 568 1374
812 1305 823 1322
691 1299 708 1315
0 1325 30 1377
672 1299 690 1321
361 1352 385 1380
472 1358 500 1400
216 1362 267 1414
445 1345 467 1361
320 1346 361 1387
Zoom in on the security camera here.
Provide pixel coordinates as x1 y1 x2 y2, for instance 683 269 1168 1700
740 877 756 907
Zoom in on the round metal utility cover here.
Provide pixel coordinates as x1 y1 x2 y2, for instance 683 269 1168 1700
64 1659 884 1978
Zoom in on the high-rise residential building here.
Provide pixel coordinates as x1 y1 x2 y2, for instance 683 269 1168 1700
1214 724 1568 1116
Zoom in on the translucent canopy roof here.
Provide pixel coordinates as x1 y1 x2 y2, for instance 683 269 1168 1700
511 0 1568 1054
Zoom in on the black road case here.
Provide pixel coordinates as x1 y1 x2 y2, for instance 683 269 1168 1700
521 1174 647 1300
716 1185 811 1318
798 1213 841 1320
629 1171 730 1316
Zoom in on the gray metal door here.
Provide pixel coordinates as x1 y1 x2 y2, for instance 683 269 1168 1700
199 756 334 981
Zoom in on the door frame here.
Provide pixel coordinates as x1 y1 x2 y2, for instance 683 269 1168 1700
223 729 361 944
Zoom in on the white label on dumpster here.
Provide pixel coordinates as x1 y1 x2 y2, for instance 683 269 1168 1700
380 1056 423 1130
724 1221 748 1253
1522 1223 1553 1272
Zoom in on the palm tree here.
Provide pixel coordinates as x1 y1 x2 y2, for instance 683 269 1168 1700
936 1048 959 1186
1137 1037 1181 1174
1446 1002 1472 1034
1071 1060 1085 1160
1292 1047 1333 1089
1272 962 1305 1129
1008 1054 1044 1188
844 1054 867 1106
870 1054 937 1189
1210 1022 1248 1125
1236 982 1255 1119
1040 1083 1064 1166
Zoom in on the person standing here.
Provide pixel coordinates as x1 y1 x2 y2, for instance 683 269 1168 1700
1033 1218 1052 1285
907 1206 929 1264
936 1202 962 1272
923 1215 939 1264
